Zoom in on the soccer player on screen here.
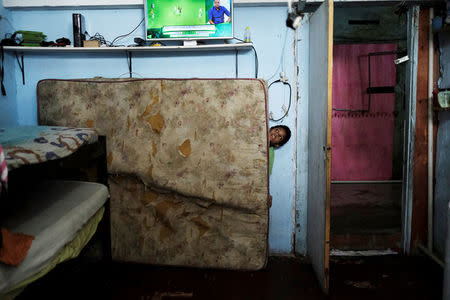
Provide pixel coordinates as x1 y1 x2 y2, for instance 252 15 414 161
208 0 231 24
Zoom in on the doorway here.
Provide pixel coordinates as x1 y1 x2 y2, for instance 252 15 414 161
329 5 408 252
303 1 419 292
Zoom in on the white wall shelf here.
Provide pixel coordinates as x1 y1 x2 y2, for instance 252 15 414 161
4 43 255 83
3 43 253 53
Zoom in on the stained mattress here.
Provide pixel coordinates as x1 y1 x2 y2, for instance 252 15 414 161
37 78 269 270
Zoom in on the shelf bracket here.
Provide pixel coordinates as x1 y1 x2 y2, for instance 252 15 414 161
235 49 238 78
14 52 25 85
126 51 133 78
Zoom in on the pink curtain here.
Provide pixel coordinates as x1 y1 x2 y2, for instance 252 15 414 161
331 43 397 181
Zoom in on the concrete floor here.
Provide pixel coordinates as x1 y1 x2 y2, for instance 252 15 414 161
16 255 443 300
331 183 402 250
14 182 431 299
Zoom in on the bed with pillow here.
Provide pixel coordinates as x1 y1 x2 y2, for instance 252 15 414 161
0 127 109 299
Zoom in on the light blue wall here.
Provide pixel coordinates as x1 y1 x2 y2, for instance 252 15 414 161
1 4 310 254
0 4 18 126
266 26 296 254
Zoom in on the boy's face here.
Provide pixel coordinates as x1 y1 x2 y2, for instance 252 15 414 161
269 127 287 147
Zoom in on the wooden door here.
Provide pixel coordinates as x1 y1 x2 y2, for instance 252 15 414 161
307 0 333 294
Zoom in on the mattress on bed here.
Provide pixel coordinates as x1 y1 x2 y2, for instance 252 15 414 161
0 180 109 293
1 207 105 300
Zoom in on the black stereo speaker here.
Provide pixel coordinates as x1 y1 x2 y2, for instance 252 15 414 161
72 13 85 47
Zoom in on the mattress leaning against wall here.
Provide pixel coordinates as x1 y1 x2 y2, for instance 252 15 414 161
37 78 270 270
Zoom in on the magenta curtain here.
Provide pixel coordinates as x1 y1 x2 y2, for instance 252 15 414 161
331 43 397 181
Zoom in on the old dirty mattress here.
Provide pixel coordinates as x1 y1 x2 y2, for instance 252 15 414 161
37 78 269 270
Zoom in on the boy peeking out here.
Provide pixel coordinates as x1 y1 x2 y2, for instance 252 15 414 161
268 125 291 208
268 125 291 175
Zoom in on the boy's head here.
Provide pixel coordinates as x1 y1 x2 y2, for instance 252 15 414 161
269 125 291 148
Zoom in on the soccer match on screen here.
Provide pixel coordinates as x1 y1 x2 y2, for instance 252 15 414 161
146 0 232 40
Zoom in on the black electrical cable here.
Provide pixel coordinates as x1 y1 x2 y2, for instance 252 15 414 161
269 79 292 122
85 32 110 46
233 37 258 78
251 45 258 78
110 17 145 47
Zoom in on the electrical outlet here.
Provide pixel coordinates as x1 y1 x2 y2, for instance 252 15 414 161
279 71 288 82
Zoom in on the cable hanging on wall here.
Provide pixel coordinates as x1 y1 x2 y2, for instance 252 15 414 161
268 77 292 122
233 37 259 78
110 17 145 47
265 27 288 84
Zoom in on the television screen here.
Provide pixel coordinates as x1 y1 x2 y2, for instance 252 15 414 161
145 0 233 41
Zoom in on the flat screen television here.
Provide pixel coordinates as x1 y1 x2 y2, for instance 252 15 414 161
144 0 233 44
